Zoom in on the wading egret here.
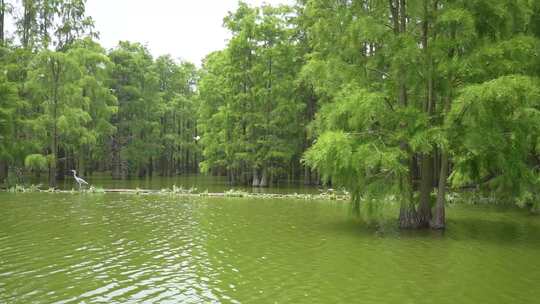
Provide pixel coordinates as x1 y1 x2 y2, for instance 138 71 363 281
71 170 89 189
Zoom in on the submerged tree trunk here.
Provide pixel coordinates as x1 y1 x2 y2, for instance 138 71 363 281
111 152 120 179
0 160 7 184
138 163 146 178
399 202 418 229
227 168 236 186
399 168 418 229
431 151 448 229
304 166 312 185
390 0 420 229
79 148 86 177
252 168 260 187
418 153 433 227
432 91 452 229
148 157 153 177
399 176 418 228
49 64 59 189
49 137 57 188
56 148 66 181
111 136 123 180
417 0 435 228
159 155 167 176
259 169 268 187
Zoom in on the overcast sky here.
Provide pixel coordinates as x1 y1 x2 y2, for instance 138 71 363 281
85 0 294 66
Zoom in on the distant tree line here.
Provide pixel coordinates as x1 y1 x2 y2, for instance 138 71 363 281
0 0 199 188
2 0 540 229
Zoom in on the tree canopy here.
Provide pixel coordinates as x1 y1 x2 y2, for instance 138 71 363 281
1 0 540 229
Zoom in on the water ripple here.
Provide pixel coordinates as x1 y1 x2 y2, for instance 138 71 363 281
1 193 540 303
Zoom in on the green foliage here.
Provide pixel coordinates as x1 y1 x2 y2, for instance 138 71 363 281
15 0 96 50
24 154 48 170
199 2 305 184
0 64 19 162
106 42 200 177
447 75 540 200
300 0 540 222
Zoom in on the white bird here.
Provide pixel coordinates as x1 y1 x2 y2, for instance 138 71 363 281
193 135 201 142
71 170 89 189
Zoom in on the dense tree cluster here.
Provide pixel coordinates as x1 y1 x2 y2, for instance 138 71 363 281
2 0 540 229
0 0 199 188
198 3 312 186
300 0 540 228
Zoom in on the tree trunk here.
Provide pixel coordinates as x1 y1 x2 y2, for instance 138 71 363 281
170 154 175 176
304 166 312 185
79 148 86 177
417 0 436 228
148 157 153 177
111 135 123 179
227 168 235 186
399 173 418 228
49 61 59 189
432 91 452 229
252 168 260 187
159 155 166 176
49 138 57 188
391 0 417 228
259 169 268 187
56 148 66 181
418 153 433 227
0 160 7 185
431 151 448 229
399 202 418 229
22 0 33 49
138 163 146 178
0 0 5 45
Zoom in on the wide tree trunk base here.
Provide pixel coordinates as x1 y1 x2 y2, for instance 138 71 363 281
252 170 260 187
259 171 268 187
399 206 419 229
430 205 445 230
0 160 7 184
416 206 432 228
430 222 445 230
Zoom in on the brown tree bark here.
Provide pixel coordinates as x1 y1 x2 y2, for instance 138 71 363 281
390 0 419 228
49 58 60 188
0 0 5 45
0 160 7 185
252 168 260 187
259 168 269 187
431 151 448 229
417 0 437 227
111 135 123 180
418 154 433 227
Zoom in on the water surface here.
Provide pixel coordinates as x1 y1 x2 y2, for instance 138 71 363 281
1 193 539 303
28 174 321 194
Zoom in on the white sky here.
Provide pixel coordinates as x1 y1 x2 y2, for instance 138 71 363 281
85 0 295 66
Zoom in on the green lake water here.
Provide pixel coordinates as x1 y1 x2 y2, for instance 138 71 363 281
1 192 540 303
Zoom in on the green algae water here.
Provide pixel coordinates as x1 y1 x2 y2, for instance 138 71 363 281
1 192 540 303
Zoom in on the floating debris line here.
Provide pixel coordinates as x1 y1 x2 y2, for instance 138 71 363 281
3 185 351 201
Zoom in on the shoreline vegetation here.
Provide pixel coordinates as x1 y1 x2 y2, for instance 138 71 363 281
3 185 539 216
2 184 351 201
